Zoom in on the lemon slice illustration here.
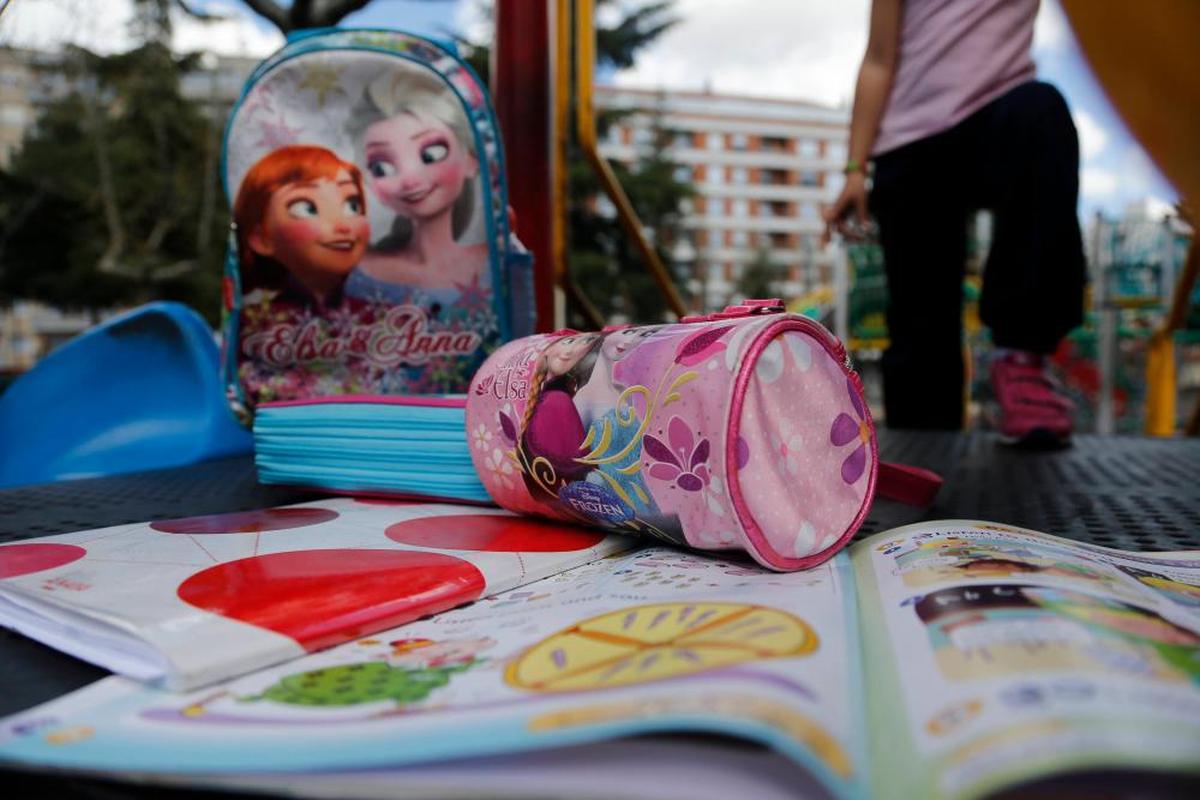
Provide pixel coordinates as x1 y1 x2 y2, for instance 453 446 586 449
507 602 817 692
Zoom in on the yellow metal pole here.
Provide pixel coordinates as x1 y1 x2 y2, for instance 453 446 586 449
573 0 688 319
1145 238 1198 435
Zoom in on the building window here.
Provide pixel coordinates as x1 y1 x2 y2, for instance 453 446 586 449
799 170 820 187
731 199 749 218
731 133 748 151
827 141 847 162
798 138 818 158
826 172 846 194
707 166 722 185
799 202 818 220
731 167 748 185
632 126 653 146
707 133 723 151
732 230 748 247
674 131 692 149
674 165 692 183
761 135 788 153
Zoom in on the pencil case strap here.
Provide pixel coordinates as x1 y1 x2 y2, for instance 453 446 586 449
876 461 943 506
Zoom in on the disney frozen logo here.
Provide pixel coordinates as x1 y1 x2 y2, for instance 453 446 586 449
243 304 481 368
559 481 633 525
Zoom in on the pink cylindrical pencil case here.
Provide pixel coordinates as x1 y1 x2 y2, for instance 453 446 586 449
466 301 896 571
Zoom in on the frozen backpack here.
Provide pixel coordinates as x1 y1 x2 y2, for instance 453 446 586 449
219 28 534 420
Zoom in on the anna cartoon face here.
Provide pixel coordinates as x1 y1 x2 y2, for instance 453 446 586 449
363 111 478 221
249 167 369 283
542 333 601 378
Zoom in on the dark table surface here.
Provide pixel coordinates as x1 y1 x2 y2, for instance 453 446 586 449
2 431 1198 797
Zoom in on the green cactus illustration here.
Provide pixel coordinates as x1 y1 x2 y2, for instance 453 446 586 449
241 660 475 707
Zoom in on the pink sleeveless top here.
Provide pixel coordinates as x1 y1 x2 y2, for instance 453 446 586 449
872 0 1039 156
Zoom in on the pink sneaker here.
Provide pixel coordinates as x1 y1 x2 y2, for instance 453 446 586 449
990 351 1074 448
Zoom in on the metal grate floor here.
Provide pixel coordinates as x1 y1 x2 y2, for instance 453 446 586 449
2 433 1197 550
0 456 316 543
861 432 1200 551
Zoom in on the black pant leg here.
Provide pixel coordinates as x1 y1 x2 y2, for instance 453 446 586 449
871 133 970 430
967 81 1088 353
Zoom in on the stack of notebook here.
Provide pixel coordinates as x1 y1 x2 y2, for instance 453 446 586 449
253 396 491 504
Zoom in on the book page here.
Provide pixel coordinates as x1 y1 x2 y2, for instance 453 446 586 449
852 520 1200 800
0 498 628 690
0 547 868 800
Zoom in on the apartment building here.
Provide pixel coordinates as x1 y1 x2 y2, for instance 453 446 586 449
596 86 850 311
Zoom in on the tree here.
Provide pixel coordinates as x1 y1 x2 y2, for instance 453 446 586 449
230 0 448 33
1 25 229 321
567 111 693 325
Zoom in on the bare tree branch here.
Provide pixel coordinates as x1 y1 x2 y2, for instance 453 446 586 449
290 0 315 28
312 0 375 28
240 0 289 31
171 0 229 22
82 92 126 274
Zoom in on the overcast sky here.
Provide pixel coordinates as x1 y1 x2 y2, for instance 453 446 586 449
1 0 1178 218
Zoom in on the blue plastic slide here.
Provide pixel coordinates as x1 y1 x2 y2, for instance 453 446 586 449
0 302 252 488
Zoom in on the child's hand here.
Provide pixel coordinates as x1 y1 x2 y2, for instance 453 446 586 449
821 172 873 245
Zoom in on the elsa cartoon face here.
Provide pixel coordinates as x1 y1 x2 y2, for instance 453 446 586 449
363 111 478 221
601 326 659 362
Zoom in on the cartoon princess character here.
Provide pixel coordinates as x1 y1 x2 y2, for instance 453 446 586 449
572 326 663 513
345 66 489 309
516 332 602 502
234 144 369 309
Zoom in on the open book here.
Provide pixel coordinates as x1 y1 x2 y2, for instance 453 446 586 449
0 497 629 690
2 520 1198 799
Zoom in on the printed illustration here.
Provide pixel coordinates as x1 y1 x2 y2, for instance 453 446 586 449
225 49 504 405
345 67 489 307
506 602 817 692
893 534 1123 591
235 145 368 312
1115 564 1200 609
239 637 494 709
240 660 475 708
514 332 603 500
499 324 737 546
914 584 1200 684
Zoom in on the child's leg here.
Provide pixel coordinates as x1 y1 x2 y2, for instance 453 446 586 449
965 81 1087 446
871 134 971 429
969 81 1087 353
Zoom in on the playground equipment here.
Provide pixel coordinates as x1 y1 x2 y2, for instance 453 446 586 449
494 0 688 331
0 302 252 488
1061 0 1199 435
